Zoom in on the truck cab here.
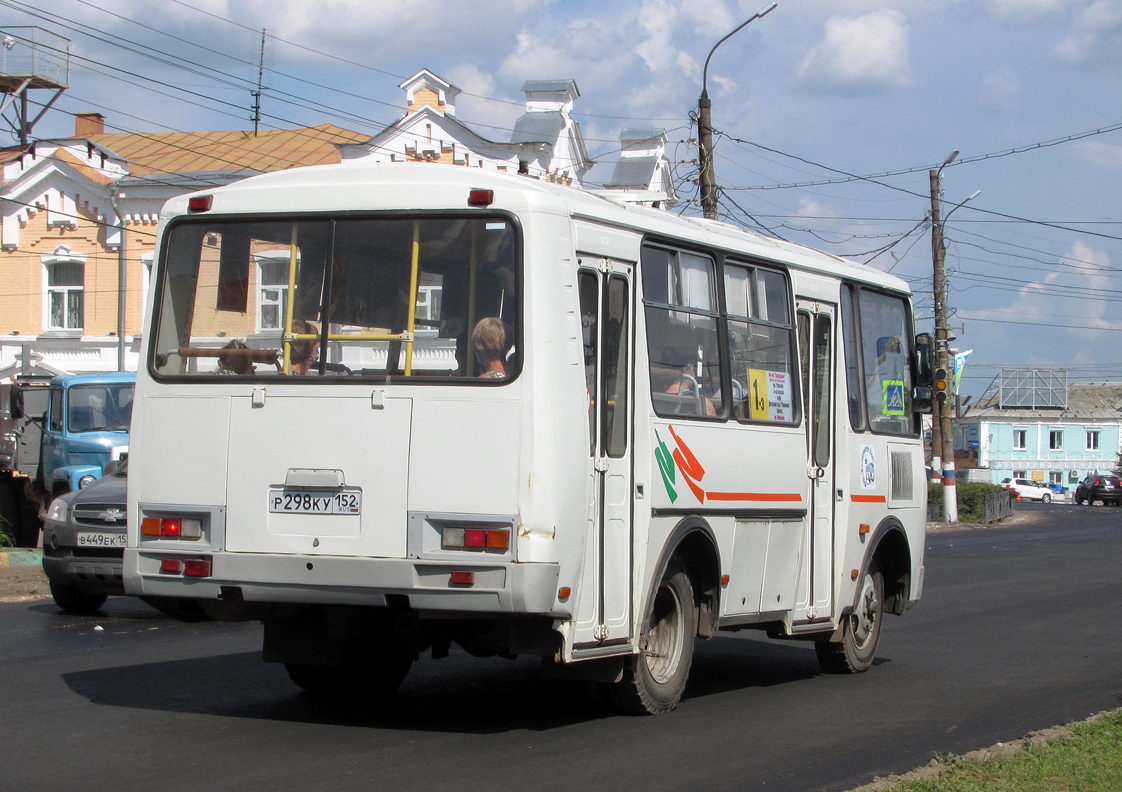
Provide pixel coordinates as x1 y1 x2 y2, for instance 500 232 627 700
36 373 135 501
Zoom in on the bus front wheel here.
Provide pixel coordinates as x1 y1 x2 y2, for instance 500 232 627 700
816 563 883 674
610 559 696 715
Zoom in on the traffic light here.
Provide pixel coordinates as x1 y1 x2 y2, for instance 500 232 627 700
934 366 949 405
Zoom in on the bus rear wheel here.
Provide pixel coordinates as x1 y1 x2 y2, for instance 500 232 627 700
286 635 413 699
816 563 883 674
610 559 696 715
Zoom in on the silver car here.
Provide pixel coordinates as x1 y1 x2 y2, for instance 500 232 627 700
42 460 128 613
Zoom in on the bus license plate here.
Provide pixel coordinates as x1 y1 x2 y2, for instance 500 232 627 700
268 490 362 515
77 532 127 548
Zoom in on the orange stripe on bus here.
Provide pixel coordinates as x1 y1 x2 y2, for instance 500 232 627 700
851 494 887 503
707 492 804 502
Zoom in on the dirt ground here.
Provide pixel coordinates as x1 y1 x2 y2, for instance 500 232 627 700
0 562 51 602
0 508 1046 604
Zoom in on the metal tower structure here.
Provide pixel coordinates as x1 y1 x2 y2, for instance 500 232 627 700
0 27 70 145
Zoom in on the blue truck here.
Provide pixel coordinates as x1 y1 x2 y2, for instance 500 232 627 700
1 372 135 547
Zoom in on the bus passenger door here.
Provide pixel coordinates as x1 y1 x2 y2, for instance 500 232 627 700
796 301 836 623
575 261 633 647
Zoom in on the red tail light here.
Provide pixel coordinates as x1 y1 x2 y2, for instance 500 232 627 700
188 195 212 212
183 559 212 578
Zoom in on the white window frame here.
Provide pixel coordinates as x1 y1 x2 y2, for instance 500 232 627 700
255 251 292 333
1087 430 1100 451
1049 471 1062 485
1048 429 1063 451
41 245 87 332
1012 428 1027 450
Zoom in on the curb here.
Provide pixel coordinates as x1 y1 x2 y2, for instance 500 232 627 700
0 549 43 568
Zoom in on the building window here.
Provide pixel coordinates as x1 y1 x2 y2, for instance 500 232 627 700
1013 469 1026 478
257 258 290 332
1012 428 1027 450
1050 472 1062 485
47 261 85 330
1087 430 1100 451
42 246 87 332
1049 430 1063 451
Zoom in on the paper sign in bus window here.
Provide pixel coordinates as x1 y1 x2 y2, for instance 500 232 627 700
747 369 793 422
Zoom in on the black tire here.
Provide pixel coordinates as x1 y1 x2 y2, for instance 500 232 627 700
286 635 413 699
49 579 108 615
0 482 20 546
817 563 884 674
609 559 696 715
1041 493 1052 504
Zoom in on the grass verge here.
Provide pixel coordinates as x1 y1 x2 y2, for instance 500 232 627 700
857 709 1122 792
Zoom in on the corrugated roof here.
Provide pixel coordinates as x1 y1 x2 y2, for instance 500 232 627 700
619 128 664 142
965 382 1122 420
86 123 368 177
606 156 659 189
511 112 564 145
522 79 578 95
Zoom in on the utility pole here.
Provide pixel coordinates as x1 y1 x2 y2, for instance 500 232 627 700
251 28 266 136
697 2 776 219
930 156 958 522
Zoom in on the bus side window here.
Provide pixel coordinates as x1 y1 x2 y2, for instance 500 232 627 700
642 245 723 419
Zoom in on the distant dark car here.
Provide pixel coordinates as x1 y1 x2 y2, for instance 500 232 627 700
1074 474 1121 506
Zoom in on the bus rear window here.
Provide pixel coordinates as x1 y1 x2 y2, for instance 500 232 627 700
151 216 518 380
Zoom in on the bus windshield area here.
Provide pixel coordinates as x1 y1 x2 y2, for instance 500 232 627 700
152 215 518 380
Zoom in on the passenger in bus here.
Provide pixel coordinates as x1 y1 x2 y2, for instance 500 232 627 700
289 319 320 375
654 347 717 417
217 340 254 375
471 317 508 378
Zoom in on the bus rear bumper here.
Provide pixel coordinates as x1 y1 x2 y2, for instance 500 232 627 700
125 549 563 616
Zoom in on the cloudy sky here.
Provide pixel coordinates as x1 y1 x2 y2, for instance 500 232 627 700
9 0 1122 398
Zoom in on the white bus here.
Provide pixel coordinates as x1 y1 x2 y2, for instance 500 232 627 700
125 163 932 714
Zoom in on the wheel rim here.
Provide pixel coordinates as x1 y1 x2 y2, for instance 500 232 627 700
850 573 879 650
644 582 685 684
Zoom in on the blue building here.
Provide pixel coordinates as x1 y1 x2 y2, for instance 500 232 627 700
955 378 1122 490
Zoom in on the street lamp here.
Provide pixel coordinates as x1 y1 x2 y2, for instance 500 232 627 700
698 2 777 219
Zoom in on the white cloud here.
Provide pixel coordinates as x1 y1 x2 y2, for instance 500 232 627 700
973 68 1021 112
987 0 1071 22
1055 0 1122 65
797 9 913 94
1075 140 1122 167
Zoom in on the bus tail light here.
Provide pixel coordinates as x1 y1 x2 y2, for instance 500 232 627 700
142 516 202 539
450 570 474 585
183 558 212 578
441 526 510 551
160 559 183 574
188 195 213 212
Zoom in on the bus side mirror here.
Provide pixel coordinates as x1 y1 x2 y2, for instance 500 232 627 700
913 386 933 414
914 333 933 387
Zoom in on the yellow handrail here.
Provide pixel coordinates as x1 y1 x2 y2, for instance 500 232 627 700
282 224 299 374
404 220 421 376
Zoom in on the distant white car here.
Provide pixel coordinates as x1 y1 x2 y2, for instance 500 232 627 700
1000 477 1065 503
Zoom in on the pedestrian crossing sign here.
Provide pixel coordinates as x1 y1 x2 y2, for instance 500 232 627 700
883 380 905 416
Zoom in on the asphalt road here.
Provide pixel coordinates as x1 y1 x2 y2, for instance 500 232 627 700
2 503 1119 792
